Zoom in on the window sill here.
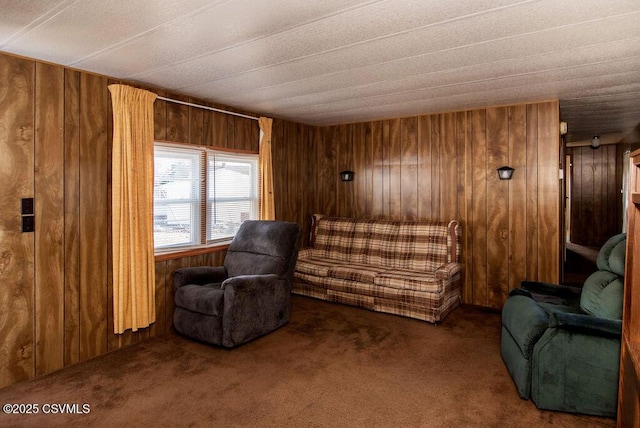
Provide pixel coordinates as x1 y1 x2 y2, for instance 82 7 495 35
154 242 231 262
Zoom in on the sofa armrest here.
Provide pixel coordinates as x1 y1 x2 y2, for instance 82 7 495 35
549 311 622 337
297 247 314 260
435 262 461 280
173 266 228 290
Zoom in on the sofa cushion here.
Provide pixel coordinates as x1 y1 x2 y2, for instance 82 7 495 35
328 263 388 284
309 215 461 270
580 271 624 320
374 269 443 293
357 220 399 267
295 257 340 277
348 219 394 265
325 278 376 299
312 216 357 261
294 272 330 289
393 222 451 273
327 289 375 310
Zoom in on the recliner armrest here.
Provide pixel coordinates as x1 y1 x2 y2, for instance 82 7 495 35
517 281 581 306
521 281 581 297
221 274 290 347
221 274 280 292
173 266 228 290
548 311 622 337
509 288 532 298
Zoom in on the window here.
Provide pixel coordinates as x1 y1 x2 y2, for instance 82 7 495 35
154 143 259 251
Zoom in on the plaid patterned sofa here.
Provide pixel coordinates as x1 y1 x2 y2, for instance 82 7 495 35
292 214 462 323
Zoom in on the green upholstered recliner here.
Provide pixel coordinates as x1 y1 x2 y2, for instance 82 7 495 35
501 233 626 417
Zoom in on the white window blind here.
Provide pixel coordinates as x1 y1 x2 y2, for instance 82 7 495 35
207 152 258 242
153 143 258 251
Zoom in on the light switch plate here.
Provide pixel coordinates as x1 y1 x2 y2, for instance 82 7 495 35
21 198 34 215
22 215 34 233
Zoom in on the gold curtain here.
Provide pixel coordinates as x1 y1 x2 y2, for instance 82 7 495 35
259 116 275 220
109 84 157 334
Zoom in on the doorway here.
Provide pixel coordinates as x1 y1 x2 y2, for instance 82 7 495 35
563 145 623 286
564 152 596 287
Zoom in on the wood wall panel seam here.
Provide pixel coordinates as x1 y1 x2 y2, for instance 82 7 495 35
34 62 65 376
78 73 109 361
63 68 81 367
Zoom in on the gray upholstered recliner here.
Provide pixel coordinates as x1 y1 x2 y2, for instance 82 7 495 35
173 220 301 348
501 233 626 417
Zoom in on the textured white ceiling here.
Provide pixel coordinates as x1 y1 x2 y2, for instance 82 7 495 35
1 0 639 144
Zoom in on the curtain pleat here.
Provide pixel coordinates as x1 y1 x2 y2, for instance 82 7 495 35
109 84 157 334
259 117 275 220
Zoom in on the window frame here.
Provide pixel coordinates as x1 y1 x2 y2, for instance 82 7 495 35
153 141 259 256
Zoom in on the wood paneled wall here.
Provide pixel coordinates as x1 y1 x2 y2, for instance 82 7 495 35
0 49 560 389
271 102 561 309
567 145 622 247
0 52 258 388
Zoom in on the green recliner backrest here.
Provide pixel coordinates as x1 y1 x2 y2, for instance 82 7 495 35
580 233 626 320
596 233 626 274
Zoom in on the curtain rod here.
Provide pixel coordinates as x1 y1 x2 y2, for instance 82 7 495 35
156 96 259 121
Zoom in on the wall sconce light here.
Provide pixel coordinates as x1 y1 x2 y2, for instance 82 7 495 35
497 166 515 180
340 170 354 182
590 135 600 150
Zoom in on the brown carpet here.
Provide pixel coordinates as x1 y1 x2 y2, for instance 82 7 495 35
0 296 614 427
